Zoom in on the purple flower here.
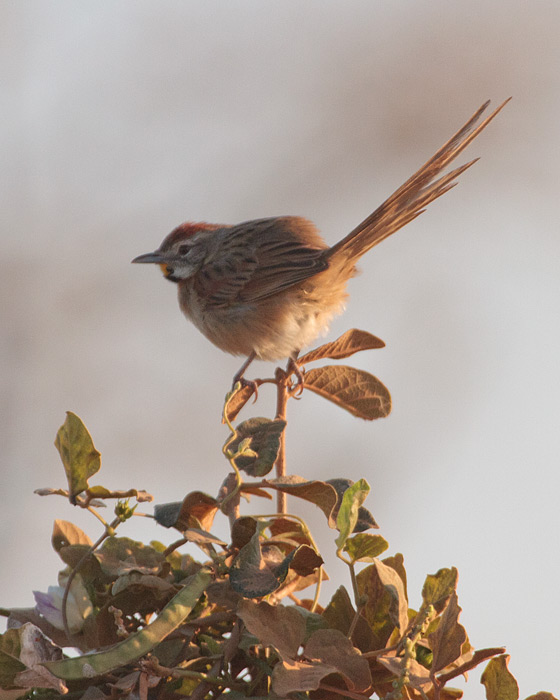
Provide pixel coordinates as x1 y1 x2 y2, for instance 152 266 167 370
33 576 92 634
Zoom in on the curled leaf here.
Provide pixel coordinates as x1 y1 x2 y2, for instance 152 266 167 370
335 478 370 550
227 418 286 477
154 492 218 532
230 531 293 598
289 545 324 577
298 328 385 364
223 384 256 423
303 365 391 420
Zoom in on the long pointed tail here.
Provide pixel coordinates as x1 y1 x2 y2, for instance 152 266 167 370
326 98 510 266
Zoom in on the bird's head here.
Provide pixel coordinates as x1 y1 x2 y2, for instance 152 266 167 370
132 222 221 282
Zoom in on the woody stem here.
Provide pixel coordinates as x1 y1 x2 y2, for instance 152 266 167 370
274 367 289 514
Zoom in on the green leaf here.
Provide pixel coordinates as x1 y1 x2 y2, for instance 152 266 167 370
0 629 26 687
343 533 388 563
54 412 101 500
481 654 519 700
43 569 211 680
422 567 458 613
356 559 408 650
335 478 370 550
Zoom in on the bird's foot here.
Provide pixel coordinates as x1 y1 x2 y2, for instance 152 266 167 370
231 376 259 402
231 352 259 400
286 357 305 397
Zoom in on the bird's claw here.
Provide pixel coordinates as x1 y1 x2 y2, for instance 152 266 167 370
286 360 305 397
232 377 259 402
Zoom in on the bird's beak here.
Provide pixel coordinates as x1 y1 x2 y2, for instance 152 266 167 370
131 252 166 264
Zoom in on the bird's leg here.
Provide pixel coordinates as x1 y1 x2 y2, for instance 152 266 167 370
286 351 304 396
232 351 259 395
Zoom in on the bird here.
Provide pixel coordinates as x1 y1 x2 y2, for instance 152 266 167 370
133 99 509 387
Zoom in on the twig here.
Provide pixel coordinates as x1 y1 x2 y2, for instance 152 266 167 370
61 515 121 640
436 646 506 685
274 368 289 513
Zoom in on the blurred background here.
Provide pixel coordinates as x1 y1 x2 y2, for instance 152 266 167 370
2 1 559 697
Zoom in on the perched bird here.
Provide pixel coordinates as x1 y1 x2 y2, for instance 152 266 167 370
133 99 508 386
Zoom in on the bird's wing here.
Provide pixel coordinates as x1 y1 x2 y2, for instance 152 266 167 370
193 217 329 307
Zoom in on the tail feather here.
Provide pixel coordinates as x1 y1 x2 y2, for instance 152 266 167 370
326 98 511 265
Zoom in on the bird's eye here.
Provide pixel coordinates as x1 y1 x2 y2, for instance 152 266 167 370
178 244 191 256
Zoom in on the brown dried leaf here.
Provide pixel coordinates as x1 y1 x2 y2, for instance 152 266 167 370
322 586 376 653
263 477 339 526
524 694 559 700
15 665 68 694
86 486 153 503
94 537 166 577
154 492 218 532
178 492 219 531
382 553 408 601
289 545 323 577
110 573 175 597
304 628 371 692
237 599 306 659
268 517 313 547
224 384 255 422
34 488 68 497
239 484 273 500
231 516 259 550
217 473 241 518
52 520 92 552
376 650 432 686
182 528 226 546
303 365 391 420
272 659 338 695
10 624 66 693
298 328 385 365
428 592 467 672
